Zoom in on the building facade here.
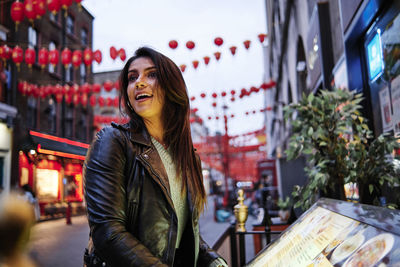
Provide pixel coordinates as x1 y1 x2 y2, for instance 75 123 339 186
265 0 400 199
0 2 95 217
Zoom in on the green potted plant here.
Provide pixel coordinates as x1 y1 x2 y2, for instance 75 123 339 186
284 88 400 210
277 196 291 221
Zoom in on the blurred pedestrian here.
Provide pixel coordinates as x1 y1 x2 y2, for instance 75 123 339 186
21 184 40 221
84 47 227 267
0 193 37 267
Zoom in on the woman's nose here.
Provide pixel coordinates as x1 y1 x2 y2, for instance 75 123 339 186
135 81 146 89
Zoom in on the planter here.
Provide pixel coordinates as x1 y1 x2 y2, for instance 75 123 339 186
278 209 290 222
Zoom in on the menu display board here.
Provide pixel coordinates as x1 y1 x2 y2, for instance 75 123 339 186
247 199 400 267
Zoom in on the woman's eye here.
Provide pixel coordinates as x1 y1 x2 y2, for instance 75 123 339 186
128 75 137 82
148 72 157 78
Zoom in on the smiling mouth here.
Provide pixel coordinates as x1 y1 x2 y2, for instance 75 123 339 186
135 93 153 101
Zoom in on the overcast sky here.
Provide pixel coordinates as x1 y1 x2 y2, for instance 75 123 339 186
83 0 268 137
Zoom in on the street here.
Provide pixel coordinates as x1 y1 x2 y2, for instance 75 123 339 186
27 196 256 266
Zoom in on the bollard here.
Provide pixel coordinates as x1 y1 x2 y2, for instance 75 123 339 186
66 201 72 225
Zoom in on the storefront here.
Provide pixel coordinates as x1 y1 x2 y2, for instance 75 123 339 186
344 0 400 138
19 130 88 218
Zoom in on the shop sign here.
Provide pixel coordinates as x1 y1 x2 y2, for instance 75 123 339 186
379 86 393 132
367 30 384 82
36 168 59 199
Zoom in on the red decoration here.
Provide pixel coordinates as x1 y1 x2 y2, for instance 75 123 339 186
243 40 251 50
65 93 73 104
190 96 195 101
93 49 102 64
245 112 249 115
92 83 101 93
230 97 235 102
0 45 12 61
24 0 36 23
114 81 120 91
72 50 82 68
81 83 91 94
258 33 267 43
63 84 71 95
12 46 23 69
212 93 217 98
214 37 223 46
230 90 235 95
215 116 219 120
98 96 105 107
231 114 235 118
89 94 96 106
203 56 210 65
113 97 119 107
169 40 178 49
208 116 212 120
73 94 80 105
192 60 199 69
25 47 36 68
38 48 49 69
119 48 126 61
266 106 272 111
61 48 72 68
55 93 63 103
212 102 217 107
49 49 59 67
106 97 113 107
214 52 221 61
186 41 195 50
103 80 114 92
179 64 186 72
34 0 46 18
71 83 80 95
53 84 63 94
44 85 52 95
221 91 226 97
110 46 117 60
81 93 88 106
200 93 206 98
47 0 61 14
83 48 92 66
229 46 237 55
11 1 24 30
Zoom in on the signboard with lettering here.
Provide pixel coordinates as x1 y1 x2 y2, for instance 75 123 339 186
367 30 384 82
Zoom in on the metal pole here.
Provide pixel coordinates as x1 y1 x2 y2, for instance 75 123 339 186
239 233 246 266
230 221 238 267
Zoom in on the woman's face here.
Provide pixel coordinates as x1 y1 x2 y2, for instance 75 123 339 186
127 57 165 122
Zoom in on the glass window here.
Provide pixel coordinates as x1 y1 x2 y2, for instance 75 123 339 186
65 64 73 83
80 63 86 83
27 97 37 129
49 12 59 23
48 41 56 73
81 28 88 46
66 15 74 35
28 26 38 63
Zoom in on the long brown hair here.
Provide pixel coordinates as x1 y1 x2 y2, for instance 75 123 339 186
119 47 206 213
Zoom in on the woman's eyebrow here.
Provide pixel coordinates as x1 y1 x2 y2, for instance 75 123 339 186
128 66 156 74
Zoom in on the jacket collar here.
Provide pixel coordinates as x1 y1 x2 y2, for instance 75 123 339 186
112 121 152 147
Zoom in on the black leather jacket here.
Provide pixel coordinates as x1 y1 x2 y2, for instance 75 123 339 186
83 122 220 267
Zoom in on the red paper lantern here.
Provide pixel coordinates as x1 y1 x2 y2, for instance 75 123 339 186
24 47 36 68
73 94 80 105
12 46 23 69
179 64 186 72
114 80 120 91
44 85 52 95
245 112 249 116
63 84 71 95
55 93 63 103
215 116 219 120
230 114 235 118
169 40 178 49
208 116 212 120
61 0 72 10
24 0 36 23
61 48 72 68
230 89 235 95
49 49 59 67
89 95 96 106
34 0 46 18
203 56 210 65
81 82 91 94
190 96 195 101
186 41 195 50
110 46 117 60
192 60 199 69
93 49 102 64
212 93 217 98
47 0 61 14
214 52 221 61
214 37 223 46
252 110 256 114
103 80 114 92
212 102 217 107
92 83 101 93
221 91 226 97
0 45 12 61
11 1 24 30
243 40 251 50
38 48 49 69
72 50 82 68
71 83 80 95
266 106 272 111
81 93 88 106
113 97 119 108
98 96 105 107
230 97 235 102
65 94 72 104
106 97 113 107
17 81 25 94
258 33 267 43
229 46 237 55
119 48 126 61
53 84 63 94
83 48 92 66
200 93 206 98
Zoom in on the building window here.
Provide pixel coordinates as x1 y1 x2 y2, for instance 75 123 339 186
64 106 73 138
80 64 86 83
49 12 59 24
48 41 57 73
66 15 74 35
45 98 57 133
28 26 38 63
65 64 74 82
27 97 37 129
81 28 88 46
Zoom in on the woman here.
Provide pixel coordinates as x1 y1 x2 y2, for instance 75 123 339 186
84 47 227 267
